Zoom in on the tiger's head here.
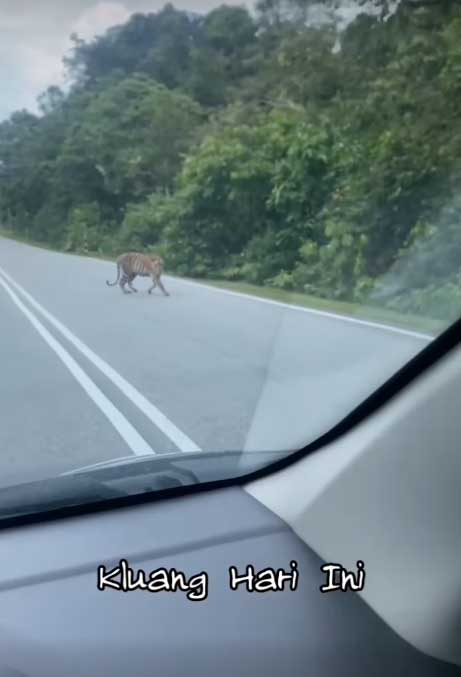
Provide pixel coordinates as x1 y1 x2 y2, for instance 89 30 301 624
150 255 163 272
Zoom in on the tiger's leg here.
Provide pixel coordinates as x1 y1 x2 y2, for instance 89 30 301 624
149 277 169 296
120 274 131 294
148 275 157 295
128 274 138 293
156 277 170 297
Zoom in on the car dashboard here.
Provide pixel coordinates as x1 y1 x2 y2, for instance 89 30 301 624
0 485 459 677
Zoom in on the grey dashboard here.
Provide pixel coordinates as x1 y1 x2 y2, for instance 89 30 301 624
0 486 459 677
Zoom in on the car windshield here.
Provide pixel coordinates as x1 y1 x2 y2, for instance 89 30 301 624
0 0 460 507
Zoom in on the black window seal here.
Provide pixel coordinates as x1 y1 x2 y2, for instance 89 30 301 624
0 314 460 532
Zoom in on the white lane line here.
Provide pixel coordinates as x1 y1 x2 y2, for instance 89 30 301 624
167 277 433 342
0 274 155 457
0 266 202 454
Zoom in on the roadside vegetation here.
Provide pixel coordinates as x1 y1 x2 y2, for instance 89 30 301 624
1 0 461 329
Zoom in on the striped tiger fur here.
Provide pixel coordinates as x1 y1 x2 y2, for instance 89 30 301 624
106 252 170 296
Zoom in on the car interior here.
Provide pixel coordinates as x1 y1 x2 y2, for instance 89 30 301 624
0 318 459 677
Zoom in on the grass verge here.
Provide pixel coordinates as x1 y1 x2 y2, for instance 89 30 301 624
189 279 442 336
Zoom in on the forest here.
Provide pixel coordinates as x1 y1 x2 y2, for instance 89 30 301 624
1 0 461 322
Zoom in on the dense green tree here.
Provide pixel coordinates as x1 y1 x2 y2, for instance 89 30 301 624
58 76 203 201
64 4 257 106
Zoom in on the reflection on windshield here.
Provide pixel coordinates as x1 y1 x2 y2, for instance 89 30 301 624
0 0 459 495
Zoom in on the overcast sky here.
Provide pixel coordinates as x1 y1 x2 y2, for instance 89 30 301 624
0 1 394 122
0 0 252 121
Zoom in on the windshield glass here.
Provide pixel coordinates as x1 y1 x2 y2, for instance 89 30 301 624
0 0 459 503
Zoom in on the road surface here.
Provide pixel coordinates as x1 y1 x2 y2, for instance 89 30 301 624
0 237 432 488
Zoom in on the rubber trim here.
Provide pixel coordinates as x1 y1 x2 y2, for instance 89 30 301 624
1 314 460 532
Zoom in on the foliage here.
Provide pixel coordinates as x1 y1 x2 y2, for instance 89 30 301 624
118 192 176 249
64 202 105 253
2 0 461 322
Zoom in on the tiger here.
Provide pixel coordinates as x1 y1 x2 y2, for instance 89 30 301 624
106 252 170 296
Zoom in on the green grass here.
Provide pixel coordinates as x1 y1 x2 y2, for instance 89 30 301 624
184 279 444 336
0 227 444 336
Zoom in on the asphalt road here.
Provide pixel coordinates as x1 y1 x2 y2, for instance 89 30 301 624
0 237 432 488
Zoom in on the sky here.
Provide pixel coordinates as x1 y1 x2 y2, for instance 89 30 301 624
0 0 252 121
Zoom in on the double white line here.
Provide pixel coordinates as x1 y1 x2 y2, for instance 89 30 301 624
0 266 202 456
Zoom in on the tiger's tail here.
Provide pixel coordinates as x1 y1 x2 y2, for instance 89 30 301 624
106 260 121 287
